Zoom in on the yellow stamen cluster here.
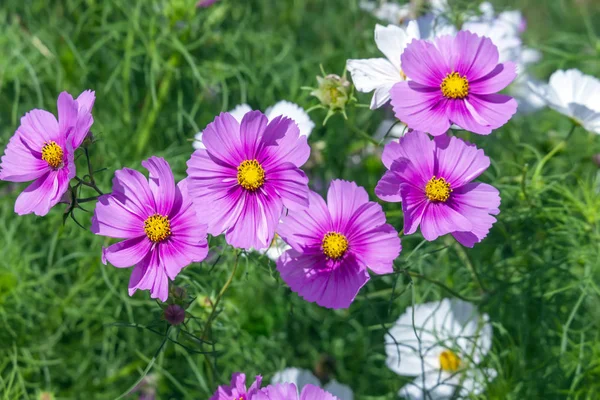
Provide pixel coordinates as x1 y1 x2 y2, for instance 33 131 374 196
441 72 469 99
322 232 349 260
144 214 172 243
425 176 452 202
41 141 64 169
237 159 265 191
439 350 461 372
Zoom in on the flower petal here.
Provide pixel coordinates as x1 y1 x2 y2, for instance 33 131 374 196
465 93 518 132
449 30 499 80
0 133 49 182
91 194 145 239
240 110 268 159
142 156 176 216
278 190 332 252
102 236 151 268
375 23 415 71
401 37 448 86
327 179 370 233
202 112 245 167
57 92 78 138
277 250 370 309
265 101 315 138
375 170 403 203
14 170 66 216
347 58 399 109
259 115 310 169
111 167 156 218
470 62 517 94
419 202 472 241
433 134 490 188
350 221 401 274
266 162 309 211
390 81 450 136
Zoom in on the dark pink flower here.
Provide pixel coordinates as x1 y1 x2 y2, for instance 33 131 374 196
375 131 500 247
390 31 517 136
277 180 401 309
0 90 95 215
255 383 339 400
92 157 208 301
186 111 310 250
210 373 262 400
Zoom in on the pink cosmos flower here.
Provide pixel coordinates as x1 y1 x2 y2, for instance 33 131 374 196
0 90 95 216
276 180 401 309
390 30 518 136
91 156 208 301
186 111 310 250
375 131 500 247
210 373 263 400
255 383 339 400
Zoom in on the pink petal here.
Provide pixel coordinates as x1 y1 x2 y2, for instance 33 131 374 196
14 170 62 216
202 112 245 167
239 110 268 159
470 62 517 94
277 250 370 309
401 38 448 86
452 212 497 247
327 179 370 233
351 223 401 274
266 162 309 211
57 92 78 138
17 109 60 148
300 385 337 400
375 170 403 203
450 182 500 214
225 191 282 250
419 202 473 241
128 250 169 301
400 185 428 235
91 194 145 239
76 90 96 113
259 116 310 169
465 93 518 132
449 31 499 80
433 134 490 188
142 156 176 216
0 133 49 182
390 81 450 136
111 168 156 218
102 236 151 268
278 190 332 252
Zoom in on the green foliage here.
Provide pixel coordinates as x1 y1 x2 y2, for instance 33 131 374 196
0 0 600 399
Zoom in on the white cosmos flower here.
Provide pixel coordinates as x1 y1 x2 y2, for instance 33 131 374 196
272 368 353 400
385 299 495 400
193 101 314 149
529 69 600 134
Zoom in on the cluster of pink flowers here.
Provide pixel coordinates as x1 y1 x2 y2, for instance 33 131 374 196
210 373 339 400
0 27 514 307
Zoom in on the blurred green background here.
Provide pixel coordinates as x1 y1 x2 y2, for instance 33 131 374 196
1 0 600 398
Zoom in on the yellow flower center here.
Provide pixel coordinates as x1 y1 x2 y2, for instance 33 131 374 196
439 350 461 372
322 232 349 260
144 214 171 243
41 141 64 169
400 69 407 80
237 159 265 191
441 72 469 99
425 176 452 202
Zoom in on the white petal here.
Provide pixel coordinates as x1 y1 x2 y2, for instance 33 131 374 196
399 372 458 400
374 24 417 70
266 101 315 138
323 380 353 400
271 368 320 392
347 58 400 109
229 103 253 122
415 14 456 40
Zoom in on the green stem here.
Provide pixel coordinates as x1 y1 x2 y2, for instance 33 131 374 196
532 123 577 183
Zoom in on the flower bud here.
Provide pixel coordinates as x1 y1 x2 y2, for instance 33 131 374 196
311 74 351 111
164 304 186 325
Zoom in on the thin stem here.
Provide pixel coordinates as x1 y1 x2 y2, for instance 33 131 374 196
404 270 481 303
78 196 99 204
201 252 240 340
532 123 578 183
